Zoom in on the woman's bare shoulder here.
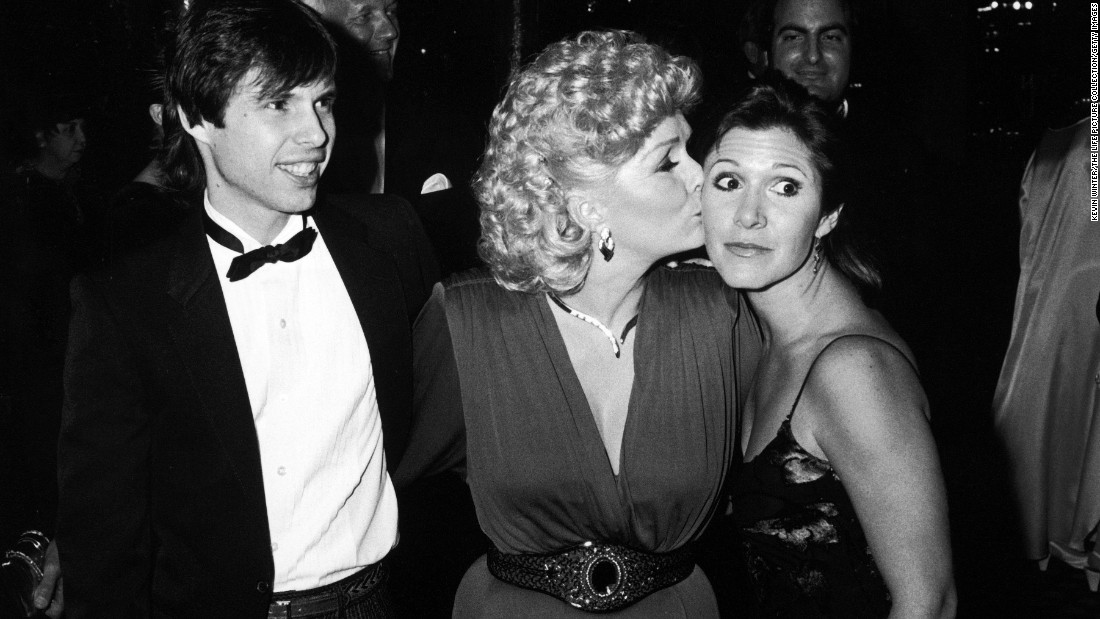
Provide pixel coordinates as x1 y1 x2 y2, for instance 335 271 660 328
799 329 930 444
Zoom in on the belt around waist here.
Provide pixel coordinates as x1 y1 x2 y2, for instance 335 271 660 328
268 562 387 619
486 541 695 612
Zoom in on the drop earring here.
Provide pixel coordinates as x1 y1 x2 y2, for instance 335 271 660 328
812 239 823 275
598 227 615 262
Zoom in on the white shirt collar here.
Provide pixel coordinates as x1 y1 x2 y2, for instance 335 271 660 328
203 191 308 252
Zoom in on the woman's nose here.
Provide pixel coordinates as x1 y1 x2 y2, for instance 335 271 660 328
683 154 704 193
736 193 766 228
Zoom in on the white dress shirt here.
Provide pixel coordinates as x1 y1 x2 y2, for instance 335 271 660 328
205 197 399 592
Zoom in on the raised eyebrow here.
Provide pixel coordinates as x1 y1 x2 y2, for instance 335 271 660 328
772 162 811 176
706 159 808 175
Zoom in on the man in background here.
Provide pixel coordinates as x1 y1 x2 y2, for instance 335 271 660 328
768 0 852 114
304 0 484 277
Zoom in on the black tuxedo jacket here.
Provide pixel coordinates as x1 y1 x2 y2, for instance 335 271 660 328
56 192 439 618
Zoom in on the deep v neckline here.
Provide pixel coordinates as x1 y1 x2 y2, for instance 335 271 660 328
535 293 642 484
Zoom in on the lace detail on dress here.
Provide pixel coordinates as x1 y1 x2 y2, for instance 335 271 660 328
729 411 891 617
766 420 835 484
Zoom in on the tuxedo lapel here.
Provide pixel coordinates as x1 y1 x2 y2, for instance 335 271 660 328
314 202 413 467
165 208 269 520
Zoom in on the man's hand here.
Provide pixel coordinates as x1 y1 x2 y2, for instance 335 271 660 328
33 539 63 618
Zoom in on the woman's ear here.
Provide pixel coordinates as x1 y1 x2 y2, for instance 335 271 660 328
566 190 608 231
816 204 842 239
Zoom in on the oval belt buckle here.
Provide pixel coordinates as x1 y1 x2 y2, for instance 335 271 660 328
582 541 625 600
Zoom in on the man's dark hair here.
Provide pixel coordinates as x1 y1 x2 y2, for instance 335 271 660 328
159 0 337 193
705 74 880 291
767 0 857 41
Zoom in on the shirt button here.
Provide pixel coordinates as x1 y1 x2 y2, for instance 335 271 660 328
271 542 279 552
277 466 287 476
279 319 287 328
256 580 271 593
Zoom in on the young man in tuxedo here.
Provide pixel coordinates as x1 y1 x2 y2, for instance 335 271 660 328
56 1 438 616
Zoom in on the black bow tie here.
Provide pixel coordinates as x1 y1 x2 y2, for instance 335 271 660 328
203 212 318 282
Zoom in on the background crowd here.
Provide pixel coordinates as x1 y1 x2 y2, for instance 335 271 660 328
0 0 1094 617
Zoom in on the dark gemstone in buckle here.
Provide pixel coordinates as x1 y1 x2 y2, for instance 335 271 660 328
588 557 620 596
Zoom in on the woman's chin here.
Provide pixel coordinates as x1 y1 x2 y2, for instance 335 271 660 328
711 265 779 292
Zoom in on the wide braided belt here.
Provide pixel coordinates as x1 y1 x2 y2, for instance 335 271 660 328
486 541 695 612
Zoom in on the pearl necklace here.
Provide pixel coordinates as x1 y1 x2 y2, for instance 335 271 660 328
547 293 639 358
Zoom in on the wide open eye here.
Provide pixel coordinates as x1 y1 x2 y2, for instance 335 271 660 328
711 172 741 191
770 179 801 197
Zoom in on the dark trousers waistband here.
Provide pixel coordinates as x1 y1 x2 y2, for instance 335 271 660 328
268 562 390 619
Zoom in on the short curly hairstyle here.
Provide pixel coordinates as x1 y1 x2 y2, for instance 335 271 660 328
474 30 701 295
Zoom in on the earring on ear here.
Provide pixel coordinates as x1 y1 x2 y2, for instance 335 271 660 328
811 238 823 275
598 227 615 262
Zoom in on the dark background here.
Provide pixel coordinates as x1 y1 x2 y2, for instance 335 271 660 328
0 0 1093 615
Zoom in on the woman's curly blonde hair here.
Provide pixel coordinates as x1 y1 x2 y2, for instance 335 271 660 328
474 30 700 294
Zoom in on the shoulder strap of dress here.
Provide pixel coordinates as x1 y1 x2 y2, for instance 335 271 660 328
787 333 915 422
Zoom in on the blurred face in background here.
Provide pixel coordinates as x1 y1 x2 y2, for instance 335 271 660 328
304 0 400 82
38 118 86 171
770 0 851 104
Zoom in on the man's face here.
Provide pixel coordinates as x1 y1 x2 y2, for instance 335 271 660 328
187 69 336 228
770 0 851 104
305 0 399 82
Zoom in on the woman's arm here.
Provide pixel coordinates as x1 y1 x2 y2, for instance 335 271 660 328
392 283 468 488
801 336 956 619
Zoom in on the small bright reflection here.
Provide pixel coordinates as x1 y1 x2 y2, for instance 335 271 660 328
1024 1 1032 7
991 1 998 6
1012 0 1020 8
